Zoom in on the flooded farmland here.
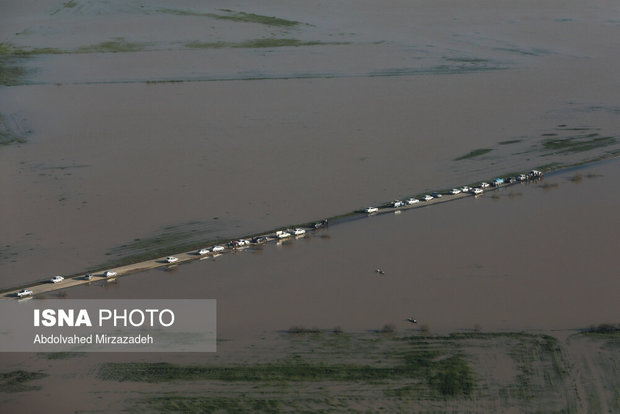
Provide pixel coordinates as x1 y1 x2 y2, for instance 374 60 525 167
1 0 619 412
1 0 619 287
51 160 620 338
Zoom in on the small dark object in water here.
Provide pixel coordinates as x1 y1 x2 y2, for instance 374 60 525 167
406 317 417 324
375 268 385 275
314 219 329 228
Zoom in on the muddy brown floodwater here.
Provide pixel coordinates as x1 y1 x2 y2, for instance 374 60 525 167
57 160 620 339
0 161 617 413
1 1 620 412
1 0 620 287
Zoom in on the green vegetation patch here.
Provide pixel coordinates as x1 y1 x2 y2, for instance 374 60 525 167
0 43 27 86
215 10 299 27
96 209 352 271
99 361 416 383
234 38 323 48
98 345 474 398
2 39 143 57
454 148 493 161
0 131 26 144
39 352 85 360
100 331 607 412
498 139 522 145
581 324 620 340
185 41 227 50
427 354 475 396
542 135 617 154
0 113 27 145
0 43 62 57
0 370 48 392
501 334 567 401
0 60 26 86
0 38 152 83
158 8 205 17
75 38 146 54
101 221 223 268
534 162 562 172
186 38 335 50
159 8 299 27
0 43 25 56
51 1 78 15
109 223 206 253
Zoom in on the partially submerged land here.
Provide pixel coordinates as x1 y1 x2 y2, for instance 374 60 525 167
0 168 549 298
2 328 618 412
3 156 619 299
1 2 619 413
2 0 620 290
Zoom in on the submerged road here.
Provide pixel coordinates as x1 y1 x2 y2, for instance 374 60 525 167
2 176 540 299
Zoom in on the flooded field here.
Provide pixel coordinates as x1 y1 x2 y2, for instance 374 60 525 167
1 0 619 412
46 160 620 338
1 0 620 287
1 326 619 412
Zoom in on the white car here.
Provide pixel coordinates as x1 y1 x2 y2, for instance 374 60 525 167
365 207 379 213
480 182 490 188
471 187 483 195
393 200 404 208
17 289 33 298
423 195 433 201
237 239 250 246
197 248 210 255
276 231 291 239
104 271 117 278
165 256 178 263
292 228 305 236
406 198 419 205
517 174 527 181
211 245 225 252
450 188 461 195
461 186 471 192
50 275 64 283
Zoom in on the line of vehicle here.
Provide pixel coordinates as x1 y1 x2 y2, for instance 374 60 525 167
3 172 542 299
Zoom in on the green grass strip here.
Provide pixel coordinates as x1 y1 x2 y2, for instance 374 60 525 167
454 148 493 160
